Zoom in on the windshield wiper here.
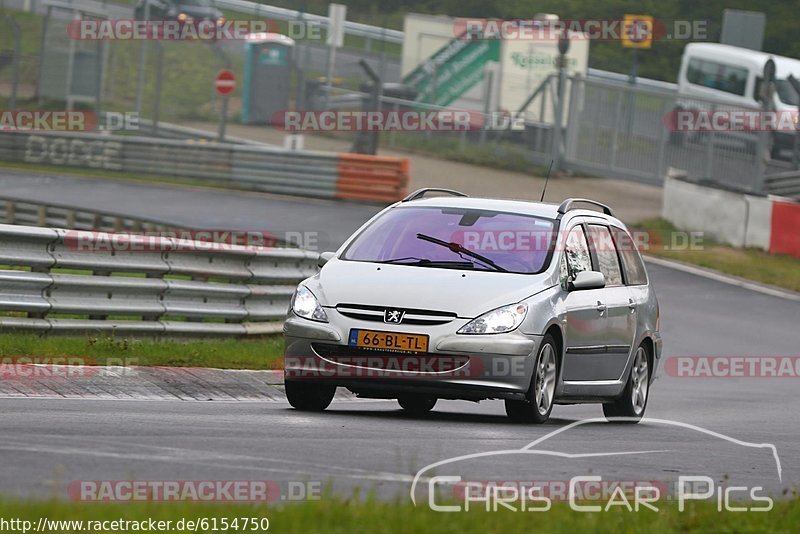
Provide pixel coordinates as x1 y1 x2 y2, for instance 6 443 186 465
415 233 508 272
377 257 476 269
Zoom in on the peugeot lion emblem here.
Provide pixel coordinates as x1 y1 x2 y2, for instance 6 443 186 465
384 309 405 324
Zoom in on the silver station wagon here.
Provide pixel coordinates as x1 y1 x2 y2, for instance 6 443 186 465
283 189 662 423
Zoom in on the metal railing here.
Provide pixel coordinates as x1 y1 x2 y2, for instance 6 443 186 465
1 196 171 232
0 223 319 336
763 170 800 198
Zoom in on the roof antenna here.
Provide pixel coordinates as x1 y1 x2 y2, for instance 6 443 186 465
540 160 554 202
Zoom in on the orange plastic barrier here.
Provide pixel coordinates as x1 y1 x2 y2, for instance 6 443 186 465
336 154 409 202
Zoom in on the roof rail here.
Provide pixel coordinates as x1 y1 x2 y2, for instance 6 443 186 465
401 188 469 202
557 198 614 216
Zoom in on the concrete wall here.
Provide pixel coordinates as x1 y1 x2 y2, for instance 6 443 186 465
663 175 800 258
663 176 755 248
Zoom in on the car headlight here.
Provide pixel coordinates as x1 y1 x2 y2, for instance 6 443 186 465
292 285 328 322
458 302 528 335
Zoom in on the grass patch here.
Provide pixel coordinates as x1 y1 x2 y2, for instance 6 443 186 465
389 133 548 175
0 496 797 533
0 333 284 369
634 218 800 293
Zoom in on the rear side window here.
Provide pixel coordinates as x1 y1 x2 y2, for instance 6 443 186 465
686 57 747 96
612 227 648 286
587 225 623 287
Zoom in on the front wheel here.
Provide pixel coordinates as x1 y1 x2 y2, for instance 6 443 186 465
397 395 437 415
285 381 335 412
603 344 650 423
505 335 558 424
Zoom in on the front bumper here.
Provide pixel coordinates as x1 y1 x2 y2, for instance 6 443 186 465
283 313 540 401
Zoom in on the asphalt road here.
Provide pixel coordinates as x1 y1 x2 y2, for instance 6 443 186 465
0 171 381 251
0 172 799 505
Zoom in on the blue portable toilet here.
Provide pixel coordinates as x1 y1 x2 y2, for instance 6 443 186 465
242 33 295 124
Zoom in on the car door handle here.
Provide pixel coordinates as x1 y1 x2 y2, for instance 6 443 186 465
628 299 637 313
596 302 607 314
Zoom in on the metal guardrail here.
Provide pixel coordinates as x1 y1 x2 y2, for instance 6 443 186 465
0 131 409 202
134 118 269 146
0 196 170 232
0 223 319 336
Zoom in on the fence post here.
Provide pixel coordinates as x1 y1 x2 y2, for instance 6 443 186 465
551 67 567 171
37 205 47 226
704 103 716 179
134 1 151 116
479 66 494 145
656 98 669 181
3 16 21 111
610 90 624 170
5 200 16 224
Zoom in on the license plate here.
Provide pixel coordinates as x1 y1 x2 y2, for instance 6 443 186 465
348 329 429 353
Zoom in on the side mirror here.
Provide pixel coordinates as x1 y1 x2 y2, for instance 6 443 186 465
569 270 605 291
317 251 336 268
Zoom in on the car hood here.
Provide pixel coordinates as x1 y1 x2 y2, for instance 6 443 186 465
306 259 556 318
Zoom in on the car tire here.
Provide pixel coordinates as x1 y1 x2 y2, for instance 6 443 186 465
603 343 650 423
505 334 558 424
285 381 335 412
397 395 437 415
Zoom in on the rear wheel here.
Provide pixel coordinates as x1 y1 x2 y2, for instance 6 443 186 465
505 335 558 423
285 381 335 412
397 395 437 415
603 344 650 423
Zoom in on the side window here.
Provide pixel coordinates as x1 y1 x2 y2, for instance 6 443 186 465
563 225 592 285
612 227 648 286
587 225 623 287
686 58 747 96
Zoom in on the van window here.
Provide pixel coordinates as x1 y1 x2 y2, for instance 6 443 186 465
753 77 799 106
776 80 800 106
686 58 748 96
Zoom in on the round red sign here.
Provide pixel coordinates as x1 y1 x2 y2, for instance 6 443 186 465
215 70 236 96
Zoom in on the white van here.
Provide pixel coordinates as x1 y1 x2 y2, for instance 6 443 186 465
677 42 800 158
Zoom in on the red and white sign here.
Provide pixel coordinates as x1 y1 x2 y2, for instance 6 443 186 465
214 70 236 96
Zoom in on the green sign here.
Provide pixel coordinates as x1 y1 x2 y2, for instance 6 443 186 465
403 38 500 107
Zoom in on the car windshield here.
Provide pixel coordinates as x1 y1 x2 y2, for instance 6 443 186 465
342 206 556 274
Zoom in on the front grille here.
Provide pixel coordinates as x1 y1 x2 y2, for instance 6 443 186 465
336 303 456 325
